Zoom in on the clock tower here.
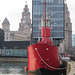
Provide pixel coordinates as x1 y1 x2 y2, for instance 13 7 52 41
18 3 31 33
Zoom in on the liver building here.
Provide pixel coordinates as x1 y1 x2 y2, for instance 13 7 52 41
2 3 32 41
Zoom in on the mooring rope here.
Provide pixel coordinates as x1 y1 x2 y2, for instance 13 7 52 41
36 49 69 70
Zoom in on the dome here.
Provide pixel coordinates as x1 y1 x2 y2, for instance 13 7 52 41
2 18 10 25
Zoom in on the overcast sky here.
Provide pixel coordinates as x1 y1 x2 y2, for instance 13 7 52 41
0 0 32 31
0 0 75 34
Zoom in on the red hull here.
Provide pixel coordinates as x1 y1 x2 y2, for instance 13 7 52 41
28 43 60 72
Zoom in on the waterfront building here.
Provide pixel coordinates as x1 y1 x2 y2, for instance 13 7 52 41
59 3 72 53
64 3 72 52
0 28 4 48
2 18 10 41
2 3 31 41
0 3 31 57
32 0 65 45
19 4 31 31
1 41 30 57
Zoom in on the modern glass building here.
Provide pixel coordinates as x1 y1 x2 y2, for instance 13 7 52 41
0 41 30 57
1 49 27 57
32 0 65 44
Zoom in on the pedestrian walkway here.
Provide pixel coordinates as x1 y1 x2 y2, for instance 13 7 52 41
68 61 75 75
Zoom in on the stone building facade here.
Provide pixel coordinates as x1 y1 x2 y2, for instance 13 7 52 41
2 4 31 41
59 3 72 53
64 3 72 52
2 18 10 41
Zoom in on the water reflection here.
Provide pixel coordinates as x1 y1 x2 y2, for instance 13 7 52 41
0 62 65 75
0 62 27 75
0 62 52 75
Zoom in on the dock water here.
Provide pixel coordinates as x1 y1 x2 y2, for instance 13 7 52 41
0 57 74 75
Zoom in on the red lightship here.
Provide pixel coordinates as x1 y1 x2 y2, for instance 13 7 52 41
26 0 70 75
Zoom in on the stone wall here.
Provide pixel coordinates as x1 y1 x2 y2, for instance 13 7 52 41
0 57 28 62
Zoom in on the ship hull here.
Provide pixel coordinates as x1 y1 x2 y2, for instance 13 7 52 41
27 43 60 73
28 68 61 75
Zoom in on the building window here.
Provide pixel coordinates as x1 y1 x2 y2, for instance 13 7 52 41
7 37 8 40
32 0 64 39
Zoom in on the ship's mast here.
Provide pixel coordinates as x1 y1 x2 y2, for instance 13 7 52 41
44 0 46 43
38 0 52 44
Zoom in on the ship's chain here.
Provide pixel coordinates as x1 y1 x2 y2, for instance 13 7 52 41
36 49 70 70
